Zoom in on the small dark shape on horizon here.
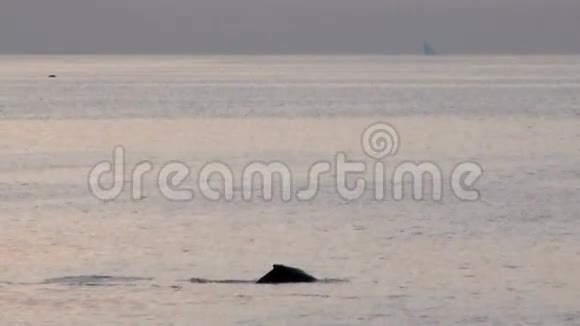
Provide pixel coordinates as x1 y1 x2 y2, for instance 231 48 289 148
256 264 317 284
423 42 437 56
48 75 57 78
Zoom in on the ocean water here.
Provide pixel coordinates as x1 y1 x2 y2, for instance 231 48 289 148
0 56 579 325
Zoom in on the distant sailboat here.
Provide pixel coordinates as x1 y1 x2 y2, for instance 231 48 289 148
423 42 436 56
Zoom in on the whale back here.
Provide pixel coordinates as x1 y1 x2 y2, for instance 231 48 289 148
256 264 317 284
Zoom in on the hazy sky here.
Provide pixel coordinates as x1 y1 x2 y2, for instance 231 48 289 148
1 0 579 54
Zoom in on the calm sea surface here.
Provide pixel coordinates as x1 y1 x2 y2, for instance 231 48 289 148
0 56 579 325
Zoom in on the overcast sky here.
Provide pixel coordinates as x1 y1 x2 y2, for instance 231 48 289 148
1 0 579 54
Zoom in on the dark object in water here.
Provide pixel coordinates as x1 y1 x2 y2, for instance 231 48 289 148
48 75 57 78
256 264 317 284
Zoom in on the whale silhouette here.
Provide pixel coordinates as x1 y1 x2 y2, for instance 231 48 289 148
257 264 317 284
32 265 331 287
188 264 322 284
